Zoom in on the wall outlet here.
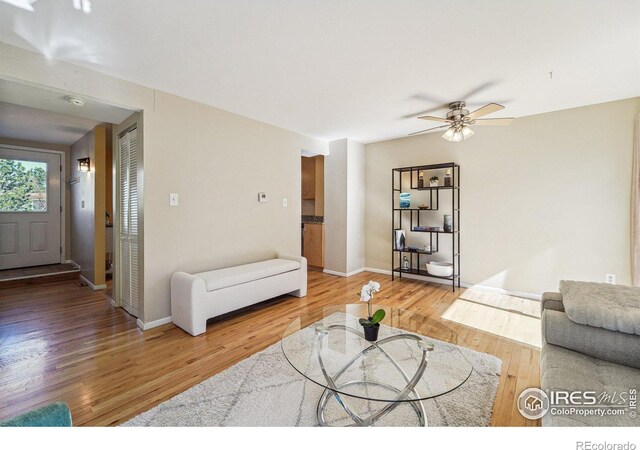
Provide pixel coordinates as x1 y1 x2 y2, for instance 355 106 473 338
258 192 267 203
605 273 616 284
169 193 179 206
282 198 288 208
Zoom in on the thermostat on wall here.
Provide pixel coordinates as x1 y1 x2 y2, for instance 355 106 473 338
258 192 267 203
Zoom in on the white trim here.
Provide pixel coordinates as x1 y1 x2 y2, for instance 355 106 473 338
65 259 80 269
323 267 365 277
80 274 107 291
136 316 172 331
363 267 392 275
459 282 541 301
362 267 541 300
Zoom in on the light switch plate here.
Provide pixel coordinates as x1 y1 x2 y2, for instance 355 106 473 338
258 192 267 203
170 193 179 206
282 198 288 207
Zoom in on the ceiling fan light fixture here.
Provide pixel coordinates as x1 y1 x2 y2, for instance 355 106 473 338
442 127 456 141
461 125 475 139
451 129 464 143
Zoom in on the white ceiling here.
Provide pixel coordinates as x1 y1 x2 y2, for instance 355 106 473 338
0 0 638 143
0 101 101 144
0 78 133 145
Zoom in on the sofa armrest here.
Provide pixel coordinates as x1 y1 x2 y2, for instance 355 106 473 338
541 291 564 312
542 309 640 369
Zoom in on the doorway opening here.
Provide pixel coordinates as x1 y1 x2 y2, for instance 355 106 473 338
0 78 142 322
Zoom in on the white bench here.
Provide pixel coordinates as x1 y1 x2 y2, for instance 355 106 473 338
170 255 307 336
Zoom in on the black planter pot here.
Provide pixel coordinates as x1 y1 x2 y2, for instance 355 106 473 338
363 323 380 342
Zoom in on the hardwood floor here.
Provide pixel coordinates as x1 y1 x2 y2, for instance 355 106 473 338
0 270 541 426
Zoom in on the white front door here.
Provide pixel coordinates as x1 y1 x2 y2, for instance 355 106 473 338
0 147 62 270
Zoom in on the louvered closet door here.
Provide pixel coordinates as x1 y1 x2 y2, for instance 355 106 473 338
119 127 139 318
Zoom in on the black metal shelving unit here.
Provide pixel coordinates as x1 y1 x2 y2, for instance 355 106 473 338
392 162 461 291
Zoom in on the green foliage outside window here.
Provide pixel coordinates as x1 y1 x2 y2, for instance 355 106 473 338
0 159 47 212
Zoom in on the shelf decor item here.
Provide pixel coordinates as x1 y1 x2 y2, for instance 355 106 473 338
444 214 452 232
426 262 454 277
444 169 452 187
357 281 385 342
429 176 439 187
402 255 410 270
394 229 406 250
399 192 411 208
418 171 424 188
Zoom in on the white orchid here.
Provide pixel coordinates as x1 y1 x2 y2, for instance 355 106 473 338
358 281 382 320
359 281 381 303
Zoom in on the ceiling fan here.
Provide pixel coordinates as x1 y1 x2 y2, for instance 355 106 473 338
410 101 514 142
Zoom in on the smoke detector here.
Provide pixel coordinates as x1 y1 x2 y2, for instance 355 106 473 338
65 95 86 106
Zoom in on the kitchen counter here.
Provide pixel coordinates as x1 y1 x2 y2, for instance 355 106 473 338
302 215 324 224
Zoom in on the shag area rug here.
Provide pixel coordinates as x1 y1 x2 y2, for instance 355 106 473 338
123 314 502 427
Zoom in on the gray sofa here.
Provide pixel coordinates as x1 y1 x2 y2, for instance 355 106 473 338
541 290 640 426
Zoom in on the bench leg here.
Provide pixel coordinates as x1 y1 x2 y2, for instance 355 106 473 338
289 287 306 298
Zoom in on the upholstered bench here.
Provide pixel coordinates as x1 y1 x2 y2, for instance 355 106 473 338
171 255 307 336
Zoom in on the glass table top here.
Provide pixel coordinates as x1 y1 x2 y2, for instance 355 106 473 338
281 304 473 403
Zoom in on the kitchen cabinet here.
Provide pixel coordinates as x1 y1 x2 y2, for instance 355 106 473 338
303 223 324 268
301 157 316 200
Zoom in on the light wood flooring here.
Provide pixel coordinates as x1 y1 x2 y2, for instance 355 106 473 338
0 270 541 426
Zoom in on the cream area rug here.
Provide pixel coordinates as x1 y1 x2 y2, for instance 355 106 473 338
122 314 502 427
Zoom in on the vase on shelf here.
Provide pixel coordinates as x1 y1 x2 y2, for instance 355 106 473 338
444 215 452 232
399 192 411 208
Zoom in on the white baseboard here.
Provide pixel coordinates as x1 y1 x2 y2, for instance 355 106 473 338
136 316 173 331
64 259 80 269
362 267 541 300
323 268 365 278
459 283 541 301
80 275 107 291
364 267 392 275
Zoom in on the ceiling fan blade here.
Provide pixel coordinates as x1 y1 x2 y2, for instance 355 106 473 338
417 115 451 122
467 103 505 120
409 125 450 136
460 81 498 101
473 117 514 126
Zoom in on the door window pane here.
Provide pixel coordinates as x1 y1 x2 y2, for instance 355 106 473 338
0 158 48 212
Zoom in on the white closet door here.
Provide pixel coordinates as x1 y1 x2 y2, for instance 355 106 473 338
119 128 139 318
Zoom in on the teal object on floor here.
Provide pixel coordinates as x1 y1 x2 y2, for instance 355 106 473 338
0 402 72 427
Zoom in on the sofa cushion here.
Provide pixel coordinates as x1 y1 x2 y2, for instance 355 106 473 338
196 259 301 292
541 344 640 426
560 280 640 335
543 310 640 369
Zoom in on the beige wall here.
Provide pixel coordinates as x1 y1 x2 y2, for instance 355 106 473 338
70 126 106 287
346 140 365 274
365 98 640 295
143 90 325 320
324 139 365 275
0 43 327 323
324 140 348 273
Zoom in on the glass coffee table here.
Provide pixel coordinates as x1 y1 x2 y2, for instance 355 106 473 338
281 304 473 427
